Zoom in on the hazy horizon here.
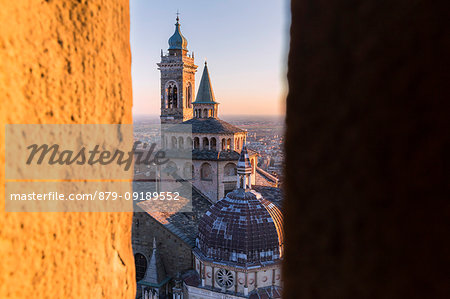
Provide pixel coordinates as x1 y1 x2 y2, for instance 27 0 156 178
133 113 285 122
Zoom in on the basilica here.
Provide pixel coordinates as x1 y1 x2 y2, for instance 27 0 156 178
132 17 283 299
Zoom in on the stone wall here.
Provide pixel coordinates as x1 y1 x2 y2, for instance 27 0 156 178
132 212 193 277
284 0 448 298
0 1 134 298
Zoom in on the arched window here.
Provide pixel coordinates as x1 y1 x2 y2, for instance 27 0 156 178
222 138 226 150
178 136 184 149
167 85 173 108
200 163 213 181
171 136 177 149
202 137 209 150
186 137 193 149
227 138 231 150
172 85 178 108
210 137 217 151
186 83 192 108
236 138 240 151
134 253 147 282
224 162 237 176
203 109 207 118
166 82 177 109
194 137 200 150
198 109 202 118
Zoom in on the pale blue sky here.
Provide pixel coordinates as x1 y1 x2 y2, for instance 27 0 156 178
130 0 290 116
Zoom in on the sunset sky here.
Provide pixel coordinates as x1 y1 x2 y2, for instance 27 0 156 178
130 0 290 116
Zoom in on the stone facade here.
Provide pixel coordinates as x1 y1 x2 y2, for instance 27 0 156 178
192 254 282 295
162 152 257 203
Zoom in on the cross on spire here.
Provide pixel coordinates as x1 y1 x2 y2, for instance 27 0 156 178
176 10 180 22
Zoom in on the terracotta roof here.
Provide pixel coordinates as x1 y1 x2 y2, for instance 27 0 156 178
135 180 211 247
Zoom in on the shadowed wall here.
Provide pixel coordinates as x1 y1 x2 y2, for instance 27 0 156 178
0 1 134 298
284 0 448 298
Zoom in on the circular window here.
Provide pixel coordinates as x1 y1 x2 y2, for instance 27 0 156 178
216 269 234 289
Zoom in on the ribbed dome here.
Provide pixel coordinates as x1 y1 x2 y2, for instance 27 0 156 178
168 18 188 50
197 189 283 266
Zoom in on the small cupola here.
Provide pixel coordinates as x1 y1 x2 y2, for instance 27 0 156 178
237 145 253 189
193 62 219 118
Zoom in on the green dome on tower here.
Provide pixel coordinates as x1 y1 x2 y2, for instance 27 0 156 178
168 17 188 50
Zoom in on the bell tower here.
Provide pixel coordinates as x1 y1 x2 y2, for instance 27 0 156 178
157 16 197 124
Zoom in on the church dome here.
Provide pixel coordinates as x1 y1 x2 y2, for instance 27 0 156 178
168 17 188 50
197 189 283 266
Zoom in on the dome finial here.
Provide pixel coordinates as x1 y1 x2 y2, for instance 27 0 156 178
168 12 188 51
176 10 180 23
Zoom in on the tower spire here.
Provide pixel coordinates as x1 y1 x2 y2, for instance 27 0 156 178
194 62 216 103
193 62 219 118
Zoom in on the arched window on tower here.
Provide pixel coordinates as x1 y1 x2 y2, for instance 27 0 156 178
178 136 184 149
172 85 178 108
167 82 178 109
227 138 231 150
203 109 207 118
186 83 192 108
167 85 173 108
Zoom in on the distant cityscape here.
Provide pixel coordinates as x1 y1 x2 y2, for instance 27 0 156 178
133 114 285 184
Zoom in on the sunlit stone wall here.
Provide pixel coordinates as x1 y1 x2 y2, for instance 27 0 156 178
0 1 134 298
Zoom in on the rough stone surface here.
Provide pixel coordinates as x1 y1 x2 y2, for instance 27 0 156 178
284 0 448 298
0 1 134 298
